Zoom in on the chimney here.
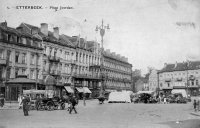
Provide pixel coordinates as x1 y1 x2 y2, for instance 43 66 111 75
0 21 7 27
40 23 48 36
31 27 39 35
16 27 23 33
53 27 59 39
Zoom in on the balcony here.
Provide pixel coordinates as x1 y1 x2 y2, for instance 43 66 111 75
48 56 60 63
72 72 101 80
50 70 61 77
69 60 76 65
89 63 101 69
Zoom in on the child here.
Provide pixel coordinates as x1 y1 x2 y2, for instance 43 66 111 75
193 99 197 112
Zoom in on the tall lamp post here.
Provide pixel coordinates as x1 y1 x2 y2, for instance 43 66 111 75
95 19 110 95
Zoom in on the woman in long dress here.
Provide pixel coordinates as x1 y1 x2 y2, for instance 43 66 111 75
18 95 23 109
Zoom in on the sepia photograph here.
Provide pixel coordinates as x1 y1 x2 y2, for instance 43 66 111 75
0 0 200 128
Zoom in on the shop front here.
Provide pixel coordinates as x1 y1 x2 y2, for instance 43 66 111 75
6 75 44 101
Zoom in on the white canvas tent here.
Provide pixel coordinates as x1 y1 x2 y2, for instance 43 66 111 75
108 91 131 103
171 89 187 98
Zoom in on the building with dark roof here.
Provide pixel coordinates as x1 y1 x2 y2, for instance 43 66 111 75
158 61 200 96
0 22 44 100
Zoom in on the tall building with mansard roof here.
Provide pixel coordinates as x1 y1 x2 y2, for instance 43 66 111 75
0 22 43 101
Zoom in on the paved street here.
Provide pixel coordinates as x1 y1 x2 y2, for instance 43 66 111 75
0 100 200 128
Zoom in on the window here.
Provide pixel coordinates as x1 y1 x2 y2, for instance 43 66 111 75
17 36 20 43
8 50 12 62
30 69 35 79
191 81 194 86
8 34 11 42
7 67 11 78
15 51 19 63
76 52 78 61
160 83 163 87
65 52 69 60
79 54 81 62
36 69 39 79
31 54 35 65
22 53 26 64
0 49 4 59
167 83 170 87
26 38 31 46
22 38 26 44
15 68 19 78
36 55 40 65
22 68 26 75
43 61 46 71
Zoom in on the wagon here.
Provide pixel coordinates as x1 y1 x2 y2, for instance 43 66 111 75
23 90 66 110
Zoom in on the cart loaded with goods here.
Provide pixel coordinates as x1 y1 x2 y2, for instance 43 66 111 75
23 90 66 111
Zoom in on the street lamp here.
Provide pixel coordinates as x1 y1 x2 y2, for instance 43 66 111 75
95 19 110 95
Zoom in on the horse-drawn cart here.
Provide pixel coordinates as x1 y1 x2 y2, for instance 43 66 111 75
23 90 66 110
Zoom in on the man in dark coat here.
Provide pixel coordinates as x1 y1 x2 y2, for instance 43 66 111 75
21 95 30 116
69 96 78 114
0 94 5 107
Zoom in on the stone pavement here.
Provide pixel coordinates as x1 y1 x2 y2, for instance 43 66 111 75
1 101 200 128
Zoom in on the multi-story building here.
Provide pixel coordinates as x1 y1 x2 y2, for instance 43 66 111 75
19 23 102 99
0 22 43 100
148 69 158 92
68 36 102 98
103 49 132 92
158 61 200 96
0 21 133 100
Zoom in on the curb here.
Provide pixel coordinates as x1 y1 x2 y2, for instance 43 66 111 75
190 112 200 116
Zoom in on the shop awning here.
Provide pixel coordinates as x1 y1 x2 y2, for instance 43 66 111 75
76 87 84 93
83 87 92 93
64 86 74 93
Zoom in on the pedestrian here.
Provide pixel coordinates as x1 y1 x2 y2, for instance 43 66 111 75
69 95 78 114
0 94 5 107
18 94 23 109
83 93 86 106
21 95 30 116
164 97 167 104
35 95 40 111
193 99 197 112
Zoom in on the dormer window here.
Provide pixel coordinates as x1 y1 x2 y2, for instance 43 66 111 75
26 38 31 46
8 34 11 42
17 36 20 43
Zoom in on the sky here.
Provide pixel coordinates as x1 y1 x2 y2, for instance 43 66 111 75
0 0 200 74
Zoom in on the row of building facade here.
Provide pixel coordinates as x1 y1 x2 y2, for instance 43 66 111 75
148 61 200 96
0 21 132 101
